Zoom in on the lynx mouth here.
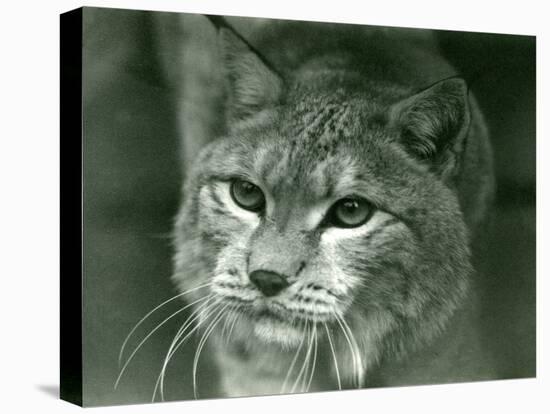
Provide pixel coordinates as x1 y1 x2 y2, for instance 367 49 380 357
248 303 332 347
255 307 286 322
218 293 335 346
252 312 306 347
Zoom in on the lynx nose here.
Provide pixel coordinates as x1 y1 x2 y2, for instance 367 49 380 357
249 270 290 297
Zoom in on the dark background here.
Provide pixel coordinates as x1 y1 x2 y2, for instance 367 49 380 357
81 7 535 406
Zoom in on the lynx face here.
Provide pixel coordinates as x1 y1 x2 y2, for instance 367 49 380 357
176 84 471 356
194 107 400 345
173 26 474 376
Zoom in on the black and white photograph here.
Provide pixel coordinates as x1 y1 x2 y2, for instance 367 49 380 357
1 1 547 413
59 6 537 407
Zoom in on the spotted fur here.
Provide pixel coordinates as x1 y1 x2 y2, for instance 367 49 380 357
168 15 495 397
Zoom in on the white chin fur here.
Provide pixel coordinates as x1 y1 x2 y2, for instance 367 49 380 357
252 319 304 348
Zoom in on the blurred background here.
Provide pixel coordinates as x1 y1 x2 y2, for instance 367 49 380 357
81 7 535 406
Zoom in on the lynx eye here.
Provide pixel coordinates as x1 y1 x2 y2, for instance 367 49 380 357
230 179 265 212
327 197 373 228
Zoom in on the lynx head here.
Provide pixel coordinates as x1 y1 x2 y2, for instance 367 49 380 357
173 27 473 373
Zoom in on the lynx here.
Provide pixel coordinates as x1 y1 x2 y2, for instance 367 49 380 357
126 14 496 400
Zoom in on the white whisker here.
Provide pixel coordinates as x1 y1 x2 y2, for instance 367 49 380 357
334 313 357 387
118 282 212 366
114 293 211 390
305 325 318 392
334 313 363 388
153 296 222 402
291 322 315 393
280 321 307 394
339 314 364 387
225 307 241 344
300 326 311 393
192 303 230 399
324 323 342 390
221 307 233 340
166 297 220 360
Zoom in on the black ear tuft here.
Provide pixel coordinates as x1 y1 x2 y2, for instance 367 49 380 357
219 28 283 121
389 77 471 177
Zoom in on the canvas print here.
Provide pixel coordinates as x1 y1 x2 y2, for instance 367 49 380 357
60 6 536 407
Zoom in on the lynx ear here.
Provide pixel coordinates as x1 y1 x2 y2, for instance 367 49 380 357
219 28 283 120
389 77 471 177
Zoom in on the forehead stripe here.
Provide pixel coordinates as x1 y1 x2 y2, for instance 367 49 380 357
301 103 350 141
